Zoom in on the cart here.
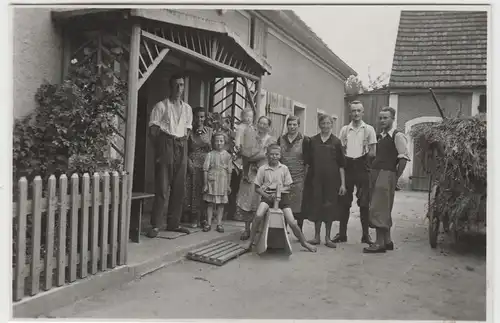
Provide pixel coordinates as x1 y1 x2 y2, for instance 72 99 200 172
425 136 486 249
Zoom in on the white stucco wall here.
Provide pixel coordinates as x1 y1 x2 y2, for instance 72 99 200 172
13 8 63 119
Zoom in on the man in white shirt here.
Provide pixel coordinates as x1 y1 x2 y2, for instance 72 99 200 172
333 101 377 245
147 74 193 238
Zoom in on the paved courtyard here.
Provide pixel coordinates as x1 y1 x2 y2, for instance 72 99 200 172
47 191 487 321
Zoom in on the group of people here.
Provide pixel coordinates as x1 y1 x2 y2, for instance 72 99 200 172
147 74 409 254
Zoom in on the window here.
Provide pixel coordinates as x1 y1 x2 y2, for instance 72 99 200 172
479 94 486 113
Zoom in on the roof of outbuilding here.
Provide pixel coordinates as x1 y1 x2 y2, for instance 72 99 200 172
389 10 487 89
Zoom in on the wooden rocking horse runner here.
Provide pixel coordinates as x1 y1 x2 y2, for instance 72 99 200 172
255 184 293 255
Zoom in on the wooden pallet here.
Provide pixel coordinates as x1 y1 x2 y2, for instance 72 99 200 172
186 240 248 266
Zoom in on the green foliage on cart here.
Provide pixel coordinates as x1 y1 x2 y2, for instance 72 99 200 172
410 116 486 233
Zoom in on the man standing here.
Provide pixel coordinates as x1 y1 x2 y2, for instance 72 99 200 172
363 107 409 253
333 101 377 245
147 74 193 238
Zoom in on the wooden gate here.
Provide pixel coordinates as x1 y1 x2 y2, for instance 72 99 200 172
410 122 434 191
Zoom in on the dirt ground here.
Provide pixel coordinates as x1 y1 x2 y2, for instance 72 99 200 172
46 191 487 321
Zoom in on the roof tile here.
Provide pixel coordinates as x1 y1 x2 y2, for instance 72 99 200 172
389 11 487 88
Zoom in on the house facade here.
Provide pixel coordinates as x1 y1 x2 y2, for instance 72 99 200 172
388 10 487 191
13 9 354 135
13 8 356 212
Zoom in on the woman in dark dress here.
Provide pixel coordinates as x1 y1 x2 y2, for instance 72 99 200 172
303 114 346 248
277 115 309 231
183 107 213 228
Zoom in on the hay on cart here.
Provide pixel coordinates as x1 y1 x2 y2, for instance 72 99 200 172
410 115 486 233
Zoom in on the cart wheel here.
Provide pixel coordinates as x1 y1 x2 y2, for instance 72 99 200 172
428 208 440 249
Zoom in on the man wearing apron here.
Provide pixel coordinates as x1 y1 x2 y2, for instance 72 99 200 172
333 101 377 245
364 106 409 253
147 74 193 238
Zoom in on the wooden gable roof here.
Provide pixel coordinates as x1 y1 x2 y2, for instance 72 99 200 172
389 11 487 89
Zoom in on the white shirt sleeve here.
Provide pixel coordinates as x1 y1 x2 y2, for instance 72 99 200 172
254 166 265 187
149 101 165 128
184 103 193 130
338 126 347 146
367 125 378 145
394 132 410 161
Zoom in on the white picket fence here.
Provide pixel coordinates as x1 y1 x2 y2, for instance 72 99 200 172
12 171 130 302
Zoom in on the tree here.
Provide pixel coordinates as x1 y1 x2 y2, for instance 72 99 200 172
344 75 364 97
365 66 389 91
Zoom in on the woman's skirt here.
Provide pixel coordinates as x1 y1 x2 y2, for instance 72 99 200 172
183 167 205 223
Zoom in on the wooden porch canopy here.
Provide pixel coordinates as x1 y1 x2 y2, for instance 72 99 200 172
51 8 271 248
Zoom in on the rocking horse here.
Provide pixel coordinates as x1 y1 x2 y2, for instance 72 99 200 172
254 184 293 255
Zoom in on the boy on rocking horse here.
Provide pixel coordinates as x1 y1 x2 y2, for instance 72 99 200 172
243 144 317 253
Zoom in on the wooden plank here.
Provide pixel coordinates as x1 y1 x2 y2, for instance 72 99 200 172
16 245 109 280
138 48 170 90
123 23 142 265
213 91 233 110
139 53 147 72
142 39 154 63
110 172 119 268
90 173 100 274
44 175 56 290
142 30 260 81
131 192 155 200
13 191 118 217
14 177 27 301
211 38 218 59
255 78 263 119
187 240 228 255
241 77 257 114
56 175 68 287
79 174 90 279
118 172 128 265
216 246 247 263
100 172 110 271
190 32 196 52
69 174 79 282
30 176 42 296
205 242 241 259
200 243 237 259
129 199 142 243
196 241 233 257
231 77 237 124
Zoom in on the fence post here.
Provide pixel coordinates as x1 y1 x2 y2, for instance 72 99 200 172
100 172 110 271
56 175 68 287
30 176 42 296
14 177 28 301
90 173 100 274
118 172 128 265
69 174 79 282
110 172 119 268
44 175 56 290
80 174 90 278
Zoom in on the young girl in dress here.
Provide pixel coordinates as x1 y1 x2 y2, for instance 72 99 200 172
203 132 233 232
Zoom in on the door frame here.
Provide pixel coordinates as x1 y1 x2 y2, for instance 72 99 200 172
404 116 443 189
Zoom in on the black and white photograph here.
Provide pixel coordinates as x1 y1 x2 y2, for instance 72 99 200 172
7 2 492 322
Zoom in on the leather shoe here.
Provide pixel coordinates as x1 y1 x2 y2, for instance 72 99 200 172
332 233 347 243
146 227 159 238
363 244 386 253
361 235 373 245
167 227 191 234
